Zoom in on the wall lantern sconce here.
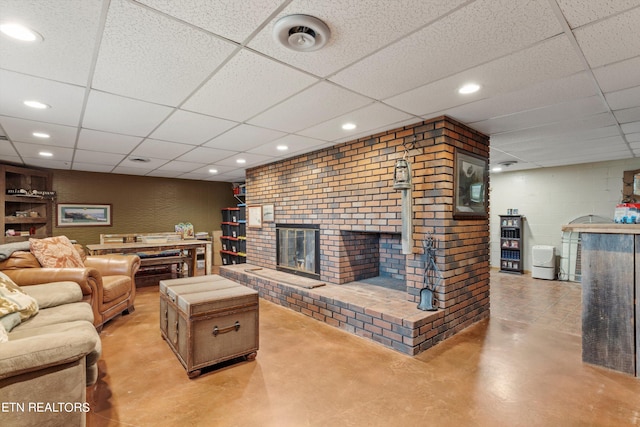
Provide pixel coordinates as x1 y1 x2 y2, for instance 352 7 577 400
393 158 412 190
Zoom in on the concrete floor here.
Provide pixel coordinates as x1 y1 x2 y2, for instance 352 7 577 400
87 271 640 427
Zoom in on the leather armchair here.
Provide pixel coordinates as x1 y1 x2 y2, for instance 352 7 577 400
0 249 140 331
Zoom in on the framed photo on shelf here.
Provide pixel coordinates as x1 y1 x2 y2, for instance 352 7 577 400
57 203 112 227
453 148 488 219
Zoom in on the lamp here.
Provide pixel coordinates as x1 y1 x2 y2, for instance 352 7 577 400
393 158 412 190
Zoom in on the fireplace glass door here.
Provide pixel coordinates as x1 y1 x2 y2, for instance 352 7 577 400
276 225 320 279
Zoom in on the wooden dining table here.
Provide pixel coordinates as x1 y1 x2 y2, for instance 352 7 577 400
86 239 212 277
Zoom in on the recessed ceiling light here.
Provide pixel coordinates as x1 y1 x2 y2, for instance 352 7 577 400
491 167 503 172
342 123 357 130
458 83 480 94
276 145 288 151
33 132 50 138
23 100 50 109
0 22 43 42
236 159 246 164
38 151 53 157
209 168 218 174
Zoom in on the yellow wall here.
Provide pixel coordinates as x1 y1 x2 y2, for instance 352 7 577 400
51 170 238 246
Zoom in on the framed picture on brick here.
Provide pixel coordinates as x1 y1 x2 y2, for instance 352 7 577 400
248 205 262 228
453 149 488 219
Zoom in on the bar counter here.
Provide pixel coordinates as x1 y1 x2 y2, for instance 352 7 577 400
562 223 639 377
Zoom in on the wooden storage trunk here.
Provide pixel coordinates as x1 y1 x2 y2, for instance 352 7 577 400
159 275 259 378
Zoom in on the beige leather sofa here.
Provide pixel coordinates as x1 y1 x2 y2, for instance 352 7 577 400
0 241 140 331
0 278 100 427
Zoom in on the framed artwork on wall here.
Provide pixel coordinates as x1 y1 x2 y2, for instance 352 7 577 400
57 203 112 227
453 149 488 219
262 204 274 223
248 205 262 228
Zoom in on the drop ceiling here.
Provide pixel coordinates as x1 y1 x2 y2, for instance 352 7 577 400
0 0 639 182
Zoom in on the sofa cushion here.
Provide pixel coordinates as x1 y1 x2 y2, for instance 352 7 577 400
21 281 83 309
0 272 39 324
102 275 131 303
15 302 93 331
29 236 84 269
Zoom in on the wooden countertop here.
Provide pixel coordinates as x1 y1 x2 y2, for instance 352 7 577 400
562 223 640 234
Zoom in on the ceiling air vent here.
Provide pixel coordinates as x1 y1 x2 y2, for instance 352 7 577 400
273 14 331 52
129 156 150 163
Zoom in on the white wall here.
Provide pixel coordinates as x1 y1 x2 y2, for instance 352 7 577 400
489 157 640 273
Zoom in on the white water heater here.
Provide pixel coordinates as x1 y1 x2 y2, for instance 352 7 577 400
532 245 556 280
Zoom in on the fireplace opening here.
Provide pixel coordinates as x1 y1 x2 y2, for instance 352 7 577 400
276 224 320 280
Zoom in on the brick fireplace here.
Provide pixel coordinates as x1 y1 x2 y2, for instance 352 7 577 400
221 116 490 355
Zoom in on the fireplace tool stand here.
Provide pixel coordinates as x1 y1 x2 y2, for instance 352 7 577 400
418 235 442 311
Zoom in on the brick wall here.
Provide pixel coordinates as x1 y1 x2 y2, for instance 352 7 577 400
238 116 490 353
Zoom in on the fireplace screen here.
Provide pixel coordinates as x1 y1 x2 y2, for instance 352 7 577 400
276 224 320 279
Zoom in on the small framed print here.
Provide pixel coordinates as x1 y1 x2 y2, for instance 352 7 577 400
248 205 262 228
262 204 274 223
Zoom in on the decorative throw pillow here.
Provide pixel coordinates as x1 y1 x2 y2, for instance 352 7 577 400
0 321 8 343
29 236 84 268
0 272 39 323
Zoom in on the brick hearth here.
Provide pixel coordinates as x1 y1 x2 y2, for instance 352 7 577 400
220 264 441 355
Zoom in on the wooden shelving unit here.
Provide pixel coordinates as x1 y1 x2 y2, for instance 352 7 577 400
499 214 524 274
1 164 53 244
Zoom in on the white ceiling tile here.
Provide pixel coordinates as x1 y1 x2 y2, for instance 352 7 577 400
614 106 640 124
152 160 204 173
204 124 287 151
331 0 562 99
176 146 237 163
115 156 168 170
0 117 77 147
592 56 640 93
0 0 103 85
130 139 195 160
248 82 372 133
137 0 283 43
71 162 116 173
213 152 274 168
622 121 640 133
13 141 74 162
110 166 155 176
470 96 608 135
627 132 640 143
248 0 469 78
489 112 617 146
605 86 640 110
247 134 331 157
437 72 597 124
17 157 72 170
146 170 184 179
556 0 639 29
209 171 246 182
77 129 143 154
299 102 414 141
183 49 318 122
0 70 85 126
83 91 173 137
387 36 584 118
149 110 237 145
574 6 640 68
73 150 126 167
92 0 237 106
0 141 19 157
